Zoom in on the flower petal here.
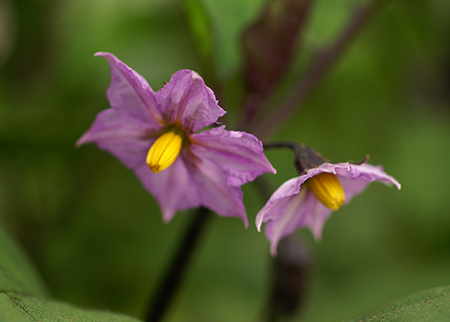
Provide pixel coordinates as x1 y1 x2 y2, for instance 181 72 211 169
191 125 276 186
337 163 401 189
327 162 400 201
133 148 248 225
95 52 164 128
258 182 332 255
185 151 248 226
134 154 201 222
77 107 156 169
256 177 301 231
257 161 400 255
155 70 226 132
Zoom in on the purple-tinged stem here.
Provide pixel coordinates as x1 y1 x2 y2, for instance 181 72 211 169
263 141 326 175
253 143 314 321
264 235 312 322
249 0 392 139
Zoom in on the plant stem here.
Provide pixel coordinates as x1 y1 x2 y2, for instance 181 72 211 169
145 207 211 322
249 0 392 139
264 141 326 175
254 145 313 322
265 235 312 322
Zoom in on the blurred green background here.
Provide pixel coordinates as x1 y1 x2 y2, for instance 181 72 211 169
0 0 449 321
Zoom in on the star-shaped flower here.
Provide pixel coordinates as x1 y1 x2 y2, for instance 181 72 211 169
77 53 276 226
256 161 400 255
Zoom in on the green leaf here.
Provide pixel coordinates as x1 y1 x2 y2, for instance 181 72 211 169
0 224 49 296
343 286 450 322
0 293 143 322
0 224 143 321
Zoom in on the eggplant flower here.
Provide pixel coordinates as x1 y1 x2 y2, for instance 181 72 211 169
256 162 400 255
77 53 276 226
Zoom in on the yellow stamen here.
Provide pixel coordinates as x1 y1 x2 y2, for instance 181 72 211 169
307 172 345 210
146 131 183 173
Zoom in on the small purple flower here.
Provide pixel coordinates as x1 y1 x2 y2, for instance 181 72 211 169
77 52 275 226
256 161 400 255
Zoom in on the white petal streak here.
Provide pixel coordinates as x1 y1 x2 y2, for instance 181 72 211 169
269 187 308 256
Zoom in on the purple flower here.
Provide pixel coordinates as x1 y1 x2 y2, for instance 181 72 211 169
256 161 400 255
77 52 276 226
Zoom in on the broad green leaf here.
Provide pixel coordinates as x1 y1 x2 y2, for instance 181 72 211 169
0 224 49 296
0 292 143 322
344 286 450 322
0 223 143 321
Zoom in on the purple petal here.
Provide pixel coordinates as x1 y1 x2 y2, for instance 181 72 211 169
293 162 401 202
337 163 401 189
256 177 301 230
191 126 276 186
257 161 400 255
256 163 343 220
95 52 164 128
333 162 401 201
80 55 258 224
265 194 331 255
256 177 332 255
155 70 226 132
185 151 248 226
77 107 156 169
134 154 201 222
133 147 248 225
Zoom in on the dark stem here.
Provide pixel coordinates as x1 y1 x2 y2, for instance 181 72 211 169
263 141 326 175
264 141 305 174
254 144 314 321
264 235 312 322
249 0 392 138
145 207 211 322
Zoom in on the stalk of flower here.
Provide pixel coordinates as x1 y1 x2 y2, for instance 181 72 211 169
77 53 276 226
257 142 401 255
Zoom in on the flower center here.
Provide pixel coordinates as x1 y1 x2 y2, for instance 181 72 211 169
307 172 345 210
146 128 185 173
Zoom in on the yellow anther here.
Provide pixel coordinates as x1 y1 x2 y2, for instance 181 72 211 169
307 172 345 210
146 131 183 173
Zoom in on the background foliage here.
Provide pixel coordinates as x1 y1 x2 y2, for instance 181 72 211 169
0 0 449 321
